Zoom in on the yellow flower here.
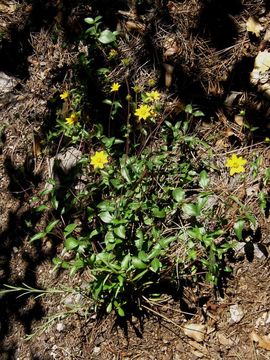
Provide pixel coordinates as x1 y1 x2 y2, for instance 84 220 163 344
148 79 156 87
108 49 118 60
65 112 78 125
134 104 153 121
145 90 160 102
226 154 247 176
133 85 141 93
60 91 69 100
90 151 109 169
110 82 120 92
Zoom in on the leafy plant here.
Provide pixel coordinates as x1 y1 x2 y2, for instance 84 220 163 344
84 16 118 44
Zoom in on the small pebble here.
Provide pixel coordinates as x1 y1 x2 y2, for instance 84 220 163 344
93 346 100 354
229 304 244 324
56 323 65 332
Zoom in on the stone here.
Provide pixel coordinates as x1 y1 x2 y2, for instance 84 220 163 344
229 304 244 324
0 72 17 95
56 322 65 332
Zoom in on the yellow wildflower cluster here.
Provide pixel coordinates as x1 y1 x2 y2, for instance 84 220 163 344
65 112 78 125
145 90 160 102
226 154 247 176
90 151 109 169
108 49 118 60
60 91 69 100
148 79 156 87
135 104 153 121
110 82 121 92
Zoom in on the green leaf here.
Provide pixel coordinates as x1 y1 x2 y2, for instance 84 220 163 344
144 217 153 225
234 220 245 241
95 15 102 22
106 242 116 251
51 196 59 210
132 257 147 269
87 207 95 221
70 258 84 276
89 229 98 239
133 269 148 281
182 203 200 217
106 302 113 313
61 261 70 269
105 231 115 243
193 110 204 117
172 188 185 202
64 237 79 250
196 197 207 215
147 245 162 260
159 236 175 248
135 229 144 250
84 17 95 24
45 220 59 234
199 170 209 189
150 258 161 273
188 226 204 240
244 212 256 226
35 204 49 212
111 218 128 225
64 223 77 237
121 254 130 269
98 30 116 44
138 251 148 262
259 191 267 211
185 104 193 114
52 257 62 265
152 208 166 218
103 99 113 106
99 211 113 223
120 165 131 183
30 232 46 242
97 200 115 212
117 307 125 317
113 225 126 239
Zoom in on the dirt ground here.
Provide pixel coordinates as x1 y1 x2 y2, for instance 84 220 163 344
1 0 270 359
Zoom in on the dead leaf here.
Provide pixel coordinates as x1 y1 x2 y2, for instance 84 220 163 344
215 138 228 149
33 134 42 157
217 332 233 346
251 331 270 351
260 83 270 99
234 115 244 126
246 17 263 37
191 350 204 358
0 1 17 13
188 340 207 353
225 128 235 137
125 21 145 33
164 47 178 59
163 36 179 59
264 29 270 42
163 63 174 88
183 323 206 342
254 51 270 73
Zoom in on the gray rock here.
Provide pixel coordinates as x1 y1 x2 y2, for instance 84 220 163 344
56 322 65 332
0 72 17 95
229 304 244 324
54 147 82 174
93 346 101 354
